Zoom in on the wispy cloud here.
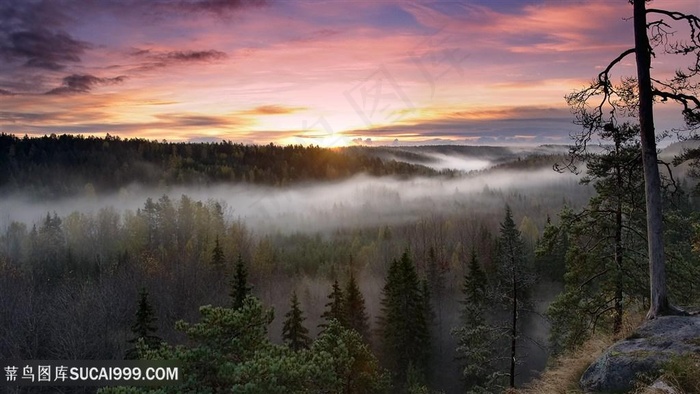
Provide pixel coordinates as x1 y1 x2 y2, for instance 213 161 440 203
169 0 268 15
45 74 127 95
0 0 692 144
128 48 228 72
132 48 227 63
241 105 306 116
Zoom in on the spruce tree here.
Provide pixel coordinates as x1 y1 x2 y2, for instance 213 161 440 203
319 279 345 333
344 272 371 343
420 278 433 336
211 235 225 271
535 215 568 282
495 205 535 389
378 250 430 389
126 287 161 359
282 291 311 351
230 254 251 310
425 246 445 301
462 249 487 319
452 250 500 392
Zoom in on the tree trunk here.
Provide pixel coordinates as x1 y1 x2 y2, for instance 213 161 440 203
614 137 624 333
633 0 670 319
510 273 517 388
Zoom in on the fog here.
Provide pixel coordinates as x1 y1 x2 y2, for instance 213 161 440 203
0 150 596 394
362 144 572 172
0 166 583 234
420 153 492 171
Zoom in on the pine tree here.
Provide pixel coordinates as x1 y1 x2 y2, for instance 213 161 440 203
378 250 430 389
547 124 648 353
230 254 251 310
282 291 311 351
344 272 371 343
126 287 161 359
210 235 225 271
319 279 345 333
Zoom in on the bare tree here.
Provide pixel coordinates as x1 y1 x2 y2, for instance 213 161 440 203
564 0 699 319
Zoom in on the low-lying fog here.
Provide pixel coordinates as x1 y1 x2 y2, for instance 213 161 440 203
0 167 585 233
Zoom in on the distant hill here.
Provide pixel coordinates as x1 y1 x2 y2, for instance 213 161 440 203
659 139 700 161
659 139 700 182
0 134 577 199
347 144 571 172
0 134 452 198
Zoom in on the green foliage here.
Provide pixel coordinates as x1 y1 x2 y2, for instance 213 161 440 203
494 205 535 308
406 362 430 394
282 292 311 351
661 353 700 393
230 254 251 310
547 124 648 354
425 246 445 301
495 206 529 281
210 235 225 271
663 193 700 306
535 215 568 282
102 297 389 394
378 250 431 390
452 250 503 393
319 279 345 333
126 288 161 360
461 249 487 323
494 205 535 388
312 319 390 393
344 271 371 343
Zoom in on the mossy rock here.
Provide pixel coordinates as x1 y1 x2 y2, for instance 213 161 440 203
580 316 700 393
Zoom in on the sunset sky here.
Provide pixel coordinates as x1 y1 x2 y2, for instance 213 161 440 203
1 0 698 146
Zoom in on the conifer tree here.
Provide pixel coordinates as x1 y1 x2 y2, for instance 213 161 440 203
462 249 487 319
452 250 501 393
210 235 225 271
126 287 161 359
425 246 445 342
535 215 568 282
378 250 430 389
564 0 700 319
230 253 251 310
282 291 311 351
495 205 535 389
425 246 445 302
344 272 371 343
420 278 433 335
319 279 345 333
546 124 648 353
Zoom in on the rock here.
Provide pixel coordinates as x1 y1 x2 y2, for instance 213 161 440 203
646 379 680 394
580 315 700 393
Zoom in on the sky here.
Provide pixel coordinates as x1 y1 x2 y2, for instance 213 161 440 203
0 0 698 146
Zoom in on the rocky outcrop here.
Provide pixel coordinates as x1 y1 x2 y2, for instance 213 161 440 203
580 315 700 393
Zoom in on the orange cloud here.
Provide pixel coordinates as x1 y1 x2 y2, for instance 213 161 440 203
241 105 306 116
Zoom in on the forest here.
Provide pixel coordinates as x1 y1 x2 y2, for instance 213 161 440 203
0 133 457 199
3 0 700 392
1 130 699 393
